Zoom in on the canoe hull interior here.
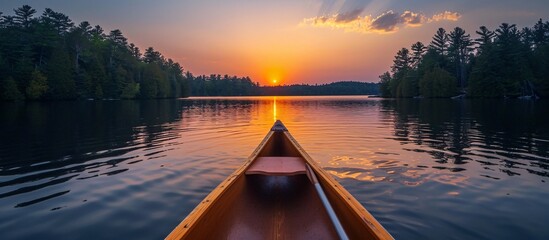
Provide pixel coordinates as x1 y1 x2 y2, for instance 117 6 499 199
167 127 393 240
183 174 338 239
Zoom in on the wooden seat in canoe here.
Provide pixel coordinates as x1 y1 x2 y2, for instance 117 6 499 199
245 156 307 176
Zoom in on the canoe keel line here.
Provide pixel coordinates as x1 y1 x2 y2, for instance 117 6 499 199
166 120 393 240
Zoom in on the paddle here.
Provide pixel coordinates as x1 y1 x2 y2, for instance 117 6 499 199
306 164 349 240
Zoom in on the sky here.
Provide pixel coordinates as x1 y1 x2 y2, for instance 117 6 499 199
2 0 548 85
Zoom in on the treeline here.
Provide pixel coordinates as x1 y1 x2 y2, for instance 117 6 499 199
188 80 379 96
187 77 379 96
0 5 190 101
188 74 259 96
259 81 379 96
379 19 549 98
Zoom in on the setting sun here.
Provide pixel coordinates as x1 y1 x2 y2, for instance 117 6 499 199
272 79 278 85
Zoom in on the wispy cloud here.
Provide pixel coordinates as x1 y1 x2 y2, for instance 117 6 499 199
301 10 461 34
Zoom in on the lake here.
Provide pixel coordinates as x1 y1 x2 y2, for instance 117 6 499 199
0 96 548 239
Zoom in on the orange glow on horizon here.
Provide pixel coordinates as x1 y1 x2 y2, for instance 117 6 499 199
122 1 549 86
161 23 406 86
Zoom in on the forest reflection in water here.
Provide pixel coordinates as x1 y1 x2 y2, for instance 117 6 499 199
380 99 549 178
0 97 548 239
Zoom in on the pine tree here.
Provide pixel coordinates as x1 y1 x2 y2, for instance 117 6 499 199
411 42 426 68
378 72 392 97
448 27 473 90
475 26 495 53
13 5 36 28
430 28 448 55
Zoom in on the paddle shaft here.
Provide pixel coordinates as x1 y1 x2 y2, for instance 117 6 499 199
306 164 349 240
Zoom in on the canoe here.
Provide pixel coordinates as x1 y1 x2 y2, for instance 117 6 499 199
167 120 393 240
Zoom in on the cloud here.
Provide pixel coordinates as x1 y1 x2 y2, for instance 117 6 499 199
430 11 461 22
301 10 461 34
370 11 400 32
401 11 428 26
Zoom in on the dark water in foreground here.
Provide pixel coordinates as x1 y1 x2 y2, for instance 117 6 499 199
0 96 548 239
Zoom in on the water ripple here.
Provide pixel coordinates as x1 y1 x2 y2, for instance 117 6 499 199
0 97 548 239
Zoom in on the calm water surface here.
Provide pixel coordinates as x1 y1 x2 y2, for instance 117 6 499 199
0 96 548 239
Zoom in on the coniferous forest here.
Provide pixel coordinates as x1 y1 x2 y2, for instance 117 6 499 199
0 5 191 101
379 19 549 98
259 81 379 96
0 5 375 101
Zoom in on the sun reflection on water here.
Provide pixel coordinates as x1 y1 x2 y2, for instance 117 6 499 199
273 97 277 122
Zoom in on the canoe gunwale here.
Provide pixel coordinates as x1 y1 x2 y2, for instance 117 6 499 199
166 131 275 240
